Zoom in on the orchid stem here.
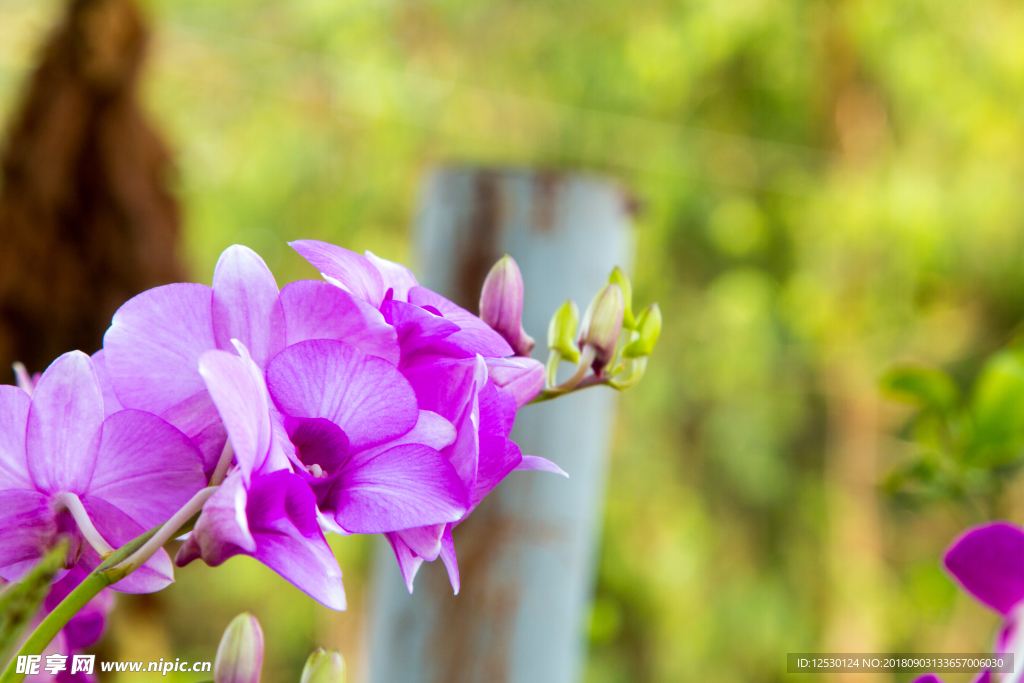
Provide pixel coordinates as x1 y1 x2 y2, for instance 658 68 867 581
113 486 217 573
210 441 235 487
528 373 612 404
0 527 155 683
0 487 214 683
55 493 114 556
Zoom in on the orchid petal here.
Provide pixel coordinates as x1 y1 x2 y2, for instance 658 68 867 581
177 470 256 566
245 471 346 610
945 522 1024 615
0 489 54 569
385 532 425 594
408 287 513 357
267 339 418 451
366 251 418 301
479 375 517 439
439 525 460 595
159 390 227 472
26 351 103 495
402 357 483 425
404 357 488 491
516 455 568 478
381 300 466 364
90 350 124 417
104 283 215 414
82 496 175 593
332 443 466 534
356 411 456 461
488 356 545 408
199 349 272 480
396 524 445 562
290 240 384 307
281 280 399 365
0 385 30 489
212 245 287 368
472 437 522 509
88 410 206 529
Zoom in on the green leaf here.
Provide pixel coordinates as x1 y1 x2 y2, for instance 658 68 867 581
880 365 960 414
0 541 68 663
968 350 1024 464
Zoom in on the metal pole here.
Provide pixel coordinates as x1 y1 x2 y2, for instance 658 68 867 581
368 168 634 683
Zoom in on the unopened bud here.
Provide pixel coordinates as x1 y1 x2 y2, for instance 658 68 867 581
214 613 264 683
579 283 624 370
547 300 581 363
608 267 635 330
480 255 536 356
300 649 346 683
622 303 662 358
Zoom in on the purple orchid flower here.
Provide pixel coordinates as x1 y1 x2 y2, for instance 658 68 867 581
939 521 1024 683
289 241 570 593
289 240 545 408
175 343 346 610
264 338 469 536
0 351 206 593
373 301 564 592
102 245 398 472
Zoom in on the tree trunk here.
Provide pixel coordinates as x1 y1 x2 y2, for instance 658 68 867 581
0 0 183 380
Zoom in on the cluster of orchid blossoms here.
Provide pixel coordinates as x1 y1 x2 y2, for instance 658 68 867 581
0 240 660 682
212 612 346 683
913 522 1024 683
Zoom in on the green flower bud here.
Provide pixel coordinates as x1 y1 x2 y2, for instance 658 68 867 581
300 649 346 683
579 283 625 370
214 613 264 683
547 299 581 363
622 303 662 358
608 267 635 330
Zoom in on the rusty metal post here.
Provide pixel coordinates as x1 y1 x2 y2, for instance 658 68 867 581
368 168 634 683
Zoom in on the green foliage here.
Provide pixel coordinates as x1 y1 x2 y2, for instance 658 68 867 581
0 541 67 665
881 366 960 416
883 348 1024 517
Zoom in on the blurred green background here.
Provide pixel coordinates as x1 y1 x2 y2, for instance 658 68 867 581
4 0 1024 680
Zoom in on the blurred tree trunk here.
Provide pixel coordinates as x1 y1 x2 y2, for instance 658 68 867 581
823 350 888 683
0 0 184 381
816 4 892 680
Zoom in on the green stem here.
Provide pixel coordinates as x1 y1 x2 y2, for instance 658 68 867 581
528 375 612 404
0 524 163 683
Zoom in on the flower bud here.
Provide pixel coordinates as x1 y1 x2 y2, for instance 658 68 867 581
479 255 536 356
300 648 346 683
608 267 635 330
547 300 581 363
622 303 662 358
214 613 264 683
578 283 624 370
